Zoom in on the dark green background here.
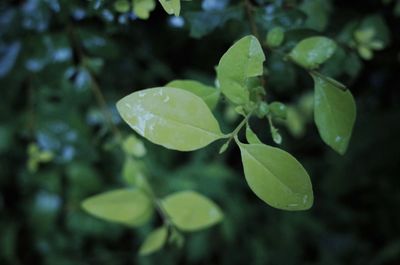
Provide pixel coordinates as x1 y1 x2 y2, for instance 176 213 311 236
1 0 399 264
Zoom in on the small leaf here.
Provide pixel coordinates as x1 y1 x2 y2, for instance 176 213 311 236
139 226 168 256
122 157 151 193
133 0 156 19
312 74 356 154
271 127 282 145
82 188 153 226
239 143 313 210
158 0 180 16
114 0 130 12
289 36 337 69
269 102 287 120
217 35 265 105
166 80 220 109
162 190 223 231
266 27 285 48
117 87 225 151
246 124 262 144
122 134 146 157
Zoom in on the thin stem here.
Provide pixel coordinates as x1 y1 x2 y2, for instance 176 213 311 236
244 0 260 40
222 111 254 150
67 23 122 142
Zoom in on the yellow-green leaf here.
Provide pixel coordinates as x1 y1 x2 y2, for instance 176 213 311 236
312 74 356 155
217 35 265 105
122 134 146 157
166 79 220 109
139 226 168 256
81 189 153 226
162 190 223 231
116 87 225 151
239 143 313 211
133 0 156 19
245 124 262 144
289 36 336 69
158 0 180 16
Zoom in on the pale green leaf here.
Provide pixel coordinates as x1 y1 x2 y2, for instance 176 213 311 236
117 87 225 151
246 124 262 144
289 36 337 69
162 190 223 231
239 143 313 210
114 0 130 12
266 27 285 48
217 35 265 105
312 74 356 155
122 157 151 193
133 0 156 19
139 226 168 256
166 80 220 109
158 0 180 16
122 134 146 157
82 188 153 226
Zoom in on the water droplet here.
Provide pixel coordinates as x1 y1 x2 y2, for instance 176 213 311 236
335 136 342 142
163 96 170 103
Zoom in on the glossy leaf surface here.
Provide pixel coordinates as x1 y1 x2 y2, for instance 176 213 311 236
313 74 356 154
82 189 153 226
166 80 220 109
289 36 336 69
162 191 223 231
239 143 313 210
117 87 225 151
217 35 265 105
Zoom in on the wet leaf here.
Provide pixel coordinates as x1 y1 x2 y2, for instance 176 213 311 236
239 143 313 210
312 73 356 154
217 35 265 105
117 87 225 151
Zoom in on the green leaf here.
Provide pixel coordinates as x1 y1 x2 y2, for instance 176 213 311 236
269 102 287 120
162 190 223 231
133 0 156 19
122 135 146 157
166 80 220 109
217 35 265 105
114 0 130 12
312 74 356 155
122 157 151 193
82 189 153 226
246 124 262 144
139 226 168 256
239 143 313 210
158 0 180 16
266 27 285 48
116 87 225 151
289 36 336 69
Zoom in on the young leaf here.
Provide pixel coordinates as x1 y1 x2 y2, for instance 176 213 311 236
217 35 265 105
117 87 225 151
246 124 262 144
139 226 168 256
239 143 313 210
122 134 146 157
312 74 356 155
82 189 153 226
289 36 336 69
162 190 223 231
166 80 220 109
133 0 156 19
158 0 180 16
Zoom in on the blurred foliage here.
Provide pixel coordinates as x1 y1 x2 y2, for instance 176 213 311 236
1 0 400 264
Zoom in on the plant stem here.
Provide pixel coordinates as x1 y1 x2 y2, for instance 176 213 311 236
221 111 254 150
